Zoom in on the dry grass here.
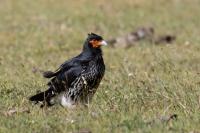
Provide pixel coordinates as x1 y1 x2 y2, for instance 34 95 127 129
0 0 200 132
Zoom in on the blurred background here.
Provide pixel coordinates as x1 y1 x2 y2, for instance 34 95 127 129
0 0 200 132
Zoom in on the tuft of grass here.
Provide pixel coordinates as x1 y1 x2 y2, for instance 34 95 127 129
1 0 200 132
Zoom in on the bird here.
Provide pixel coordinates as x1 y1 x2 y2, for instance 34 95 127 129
29 33 107 108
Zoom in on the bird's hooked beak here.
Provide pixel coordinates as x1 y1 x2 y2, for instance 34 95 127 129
100 40 108 46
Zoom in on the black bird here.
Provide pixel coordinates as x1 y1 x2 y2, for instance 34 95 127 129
29 33 107 108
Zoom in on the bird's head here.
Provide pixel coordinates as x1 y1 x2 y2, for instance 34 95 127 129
86 33 107 48
83 33 107 54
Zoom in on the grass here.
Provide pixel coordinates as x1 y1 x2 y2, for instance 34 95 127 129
1 0 200 132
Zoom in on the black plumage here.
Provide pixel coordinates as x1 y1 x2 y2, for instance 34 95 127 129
29 33 107 108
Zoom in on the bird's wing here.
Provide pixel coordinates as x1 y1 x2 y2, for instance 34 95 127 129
45 55 93 93
66 62 103 102
47 65 82 92
43 53 92 78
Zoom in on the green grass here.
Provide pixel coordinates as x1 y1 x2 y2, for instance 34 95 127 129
1 0 200 132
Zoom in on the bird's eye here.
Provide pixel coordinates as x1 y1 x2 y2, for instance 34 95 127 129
89 39 100 48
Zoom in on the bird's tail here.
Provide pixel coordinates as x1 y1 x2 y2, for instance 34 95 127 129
29 88 55 102
29 91 46 102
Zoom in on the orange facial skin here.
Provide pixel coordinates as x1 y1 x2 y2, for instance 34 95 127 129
89 40 102 48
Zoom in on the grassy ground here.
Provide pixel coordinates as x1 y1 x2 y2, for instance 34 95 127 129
1 0 200 132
